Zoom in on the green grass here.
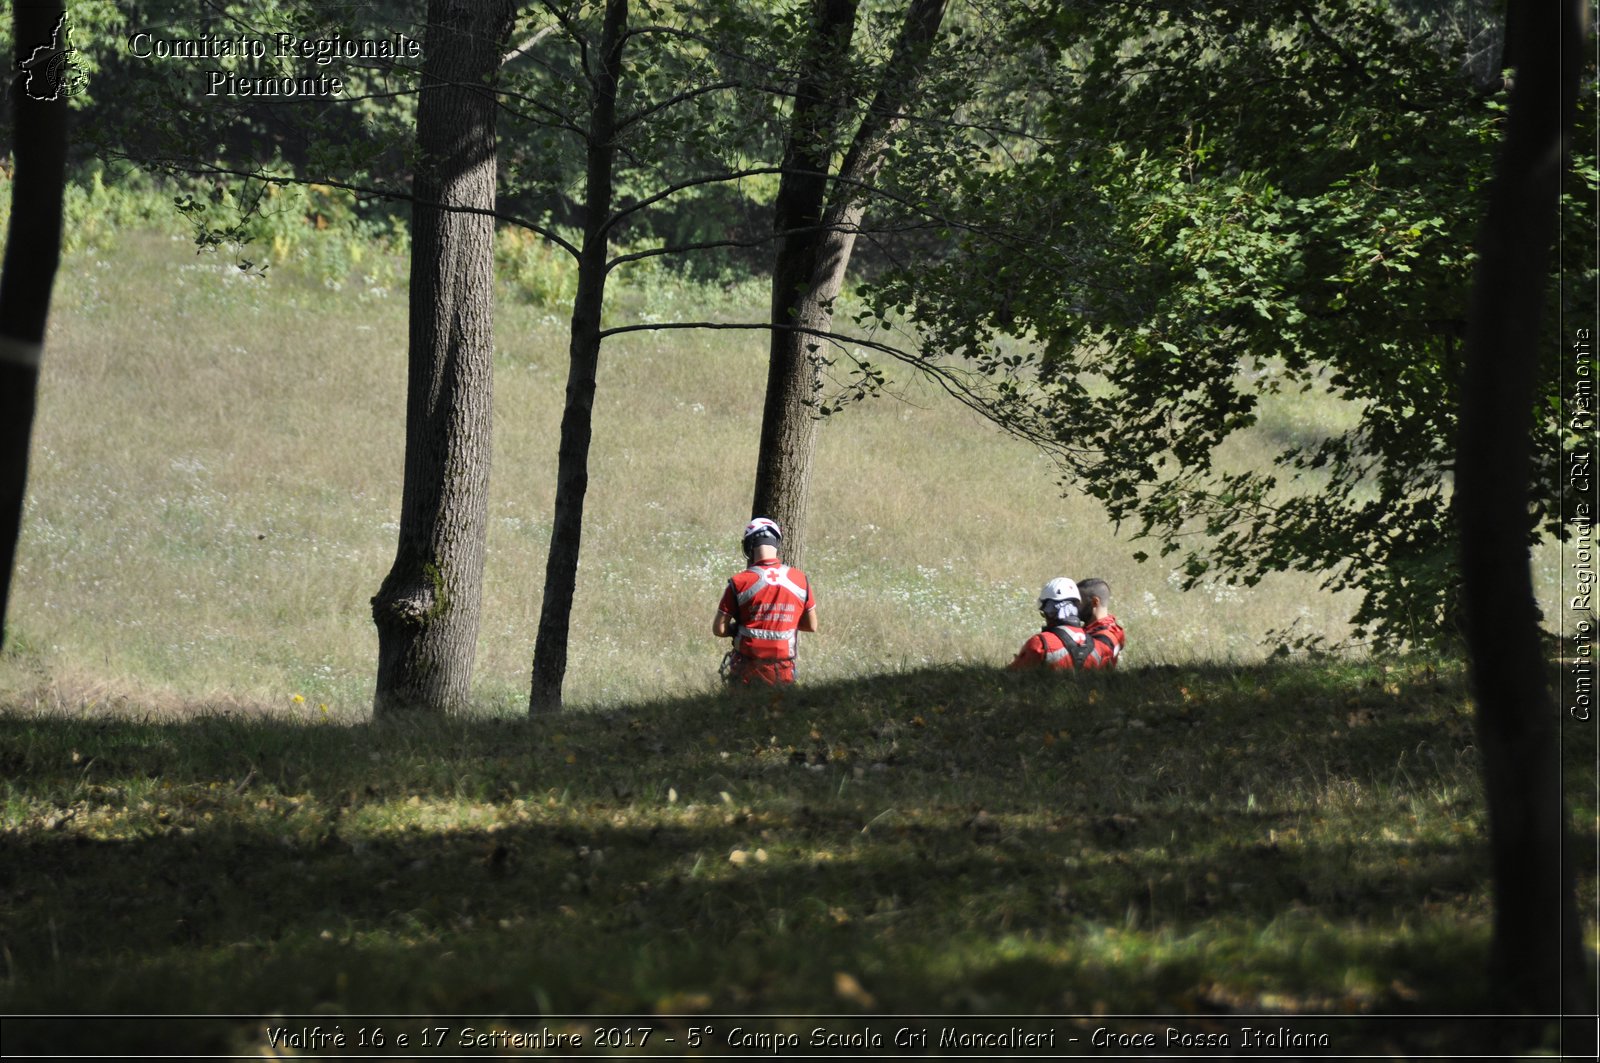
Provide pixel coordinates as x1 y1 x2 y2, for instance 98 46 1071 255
0 656 1592 1054
0 228 1592 1056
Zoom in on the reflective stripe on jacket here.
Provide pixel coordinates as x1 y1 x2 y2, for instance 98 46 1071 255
719 560 813 662
1008 620 1115 671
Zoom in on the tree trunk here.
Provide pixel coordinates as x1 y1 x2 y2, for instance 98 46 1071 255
528 0 627 714
752 0 860 568
1456 0 1586 1019
753 0 948 566
372 0 512 717
0 0 70 650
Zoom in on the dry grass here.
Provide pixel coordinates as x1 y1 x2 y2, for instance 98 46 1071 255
0 231 1566 714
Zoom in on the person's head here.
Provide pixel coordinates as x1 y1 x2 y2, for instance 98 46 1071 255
1037 577 1081 626
742 516 782 561
1077 577 1110 610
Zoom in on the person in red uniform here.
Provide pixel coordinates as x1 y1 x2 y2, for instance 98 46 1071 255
1008 577 1120 671
713 517 818 685
1075 577 1127 667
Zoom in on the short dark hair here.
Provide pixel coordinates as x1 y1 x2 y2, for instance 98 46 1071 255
1077 577 1110 606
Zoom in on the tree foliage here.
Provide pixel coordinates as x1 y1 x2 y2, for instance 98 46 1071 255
866 0 1596 648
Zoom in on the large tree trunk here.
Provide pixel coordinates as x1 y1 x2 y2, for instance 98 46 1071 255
0 0 69 650
753 0 948 566
528 0 627 714
1456 0 1586 1018
751 0 860 567
372 0 512 717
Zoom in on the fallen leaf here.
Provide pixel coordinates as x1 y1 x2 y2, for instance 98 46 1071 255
653 991 713 1015
833 972 876 1008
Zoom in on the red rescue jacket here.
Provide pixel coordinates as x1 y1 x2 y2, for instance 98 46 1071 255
1009 616 1121 672
1091 614 1127 667
718 559 814 663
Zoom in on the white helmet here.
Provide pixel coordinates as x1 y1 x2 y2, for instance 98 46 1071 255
742 517 782 555
1038 577 1080 607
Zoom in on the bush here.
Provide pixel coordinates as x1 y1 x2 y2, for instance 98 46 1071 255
494 225 578 309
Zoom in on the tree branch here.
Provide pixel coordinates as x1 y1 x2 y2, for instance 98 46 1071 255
615 78 740 132
493 83 589 136
504 24 558 64
602 165 784 231
592 319 1082 458
605 209 959 273
133 158 582 259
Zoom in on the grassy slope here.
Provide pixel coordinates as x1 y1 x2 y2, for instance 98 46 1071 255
0 232 1403 714
7 233 1573 712
1 656 1593 1054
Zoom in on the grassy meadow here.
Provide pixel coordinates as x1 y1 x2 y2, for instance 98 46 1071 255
0 229 1413 715
0 228 1593 1055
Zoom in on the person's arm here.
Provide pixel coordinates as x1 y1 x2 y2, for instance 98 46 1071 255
799 605 818 633
1008 634 1044 670
714 579 738 637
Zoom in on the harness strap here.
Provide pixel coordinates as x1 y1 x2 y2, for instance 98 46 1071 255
731 565 805 661
735 563 808 604
1088 629 1119 660
1044 626 1096 669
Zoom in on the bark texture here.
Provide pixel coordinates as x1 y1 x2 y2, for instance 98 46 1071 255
1457 0 1587 1018
0 0 69 650
528 0 628 714
752 0 859 567
753 0 948 566
372 0 512 716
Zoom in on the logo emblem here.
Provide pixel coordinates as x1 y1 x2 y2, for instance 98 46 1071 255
19 13 86 101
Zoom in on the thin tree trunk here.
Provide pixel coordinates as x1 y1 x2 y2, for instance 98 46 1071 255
753 0 947 566
1456 0 1586 1018
372 0 512 717
0 0 70 650
528 0 627 714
